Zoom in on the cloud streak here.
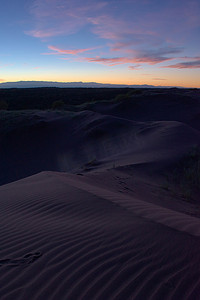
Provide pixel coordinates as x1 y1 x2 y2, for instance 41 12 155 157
164 59 200 69
46 45 97 55
77 55 174 66
72 47 182 67
26 29 64 38
129 65 141 70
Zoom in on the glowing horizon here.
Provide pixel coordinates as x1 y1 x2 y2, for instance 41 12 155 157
1 0 200 88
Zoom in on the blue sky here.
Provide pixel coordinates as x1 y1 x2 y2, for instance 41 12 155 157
0 0 200 87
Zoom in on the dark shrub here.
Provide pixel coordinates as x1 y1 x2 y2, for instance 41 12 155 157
114 94 131 101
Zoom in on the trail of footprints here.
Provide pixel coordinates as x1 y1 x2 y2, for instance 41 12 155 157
0 252 42 267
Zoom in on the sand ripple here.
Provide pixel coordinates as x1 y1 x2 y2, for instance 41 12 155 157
0 172 200 299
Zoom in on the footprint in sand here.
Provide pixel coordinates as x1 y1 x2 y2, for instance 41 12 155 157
0 252 42 267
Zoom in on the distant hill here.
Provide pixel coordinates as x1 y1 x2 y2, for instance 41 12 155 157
0 81 166 89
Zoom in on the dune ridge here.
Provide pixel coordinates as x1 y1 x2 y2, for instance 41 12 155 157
55 172 200 237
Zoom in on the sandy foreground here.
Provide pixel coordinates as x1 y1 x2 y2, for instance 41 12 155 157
0 89 200 299
0 170 200 300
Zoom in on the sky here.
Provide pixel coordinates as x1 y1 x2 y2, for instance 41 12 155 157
0 0 200 87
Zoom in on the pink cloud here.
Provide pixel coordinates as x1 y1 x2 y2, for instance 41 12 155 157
26 0 198 71
78 47 181 67
0 79 5 82
79 55 168 66
46 45 97 55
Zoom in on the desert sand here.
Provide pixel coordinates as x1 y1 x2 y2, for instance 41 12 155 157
0 88 200 299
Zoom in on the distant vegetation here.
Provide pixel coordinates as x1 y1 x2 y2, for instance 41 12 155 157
164 146 200 201
0 87 199 111
0 88 134 110
174 147 200 188
114 89 144 102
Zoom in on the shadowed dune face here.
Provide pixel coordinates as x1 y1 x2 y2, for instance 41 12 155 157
0 88 200 185
0 109 200 185
90 90 200 130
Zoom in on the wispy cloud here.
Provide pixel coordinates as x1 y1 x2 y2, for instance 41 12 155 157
78 55 170 66
128 65 142 70
164 59 200 69
76 46 182 67
46 45 97 55
27 0 109 38
79 56 135 66
25 29 64 38
133 47 183 64
87 15 129 40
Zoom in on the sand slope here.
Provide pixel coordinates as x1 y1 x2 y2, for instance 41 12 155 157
0 171 200 300
0 110 200 185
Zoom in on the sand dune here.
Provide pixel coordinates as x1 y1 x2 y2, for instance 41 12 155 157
0 171 200 300
90 90 200 129
1 89 200 299
0 110 199 185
